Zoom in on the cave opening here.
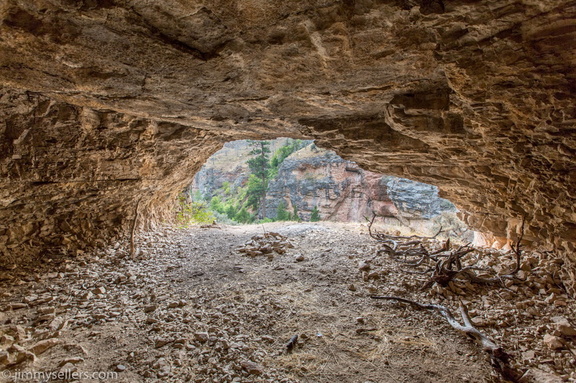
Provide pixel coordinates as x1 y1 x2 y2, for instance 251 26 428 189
175 138 471 242
0 0 575 379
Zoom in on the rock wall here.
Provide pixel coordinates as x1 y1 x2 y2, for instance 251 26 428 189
0 90 224 263
191 139 296 198
264 144 456 222
0 0 575 283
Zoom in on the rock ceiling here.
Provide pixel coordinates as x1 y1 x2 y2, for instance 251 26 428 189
0 0 575 282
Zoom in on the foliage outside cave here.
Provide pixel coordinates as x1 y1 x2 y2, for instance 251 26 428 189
176 139 316 226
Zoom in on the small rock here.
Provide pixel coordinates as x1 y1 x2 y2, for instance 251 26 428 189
92 287 106 295
366 271 381 280
81 291 93 301
155 339 171 348
0 350 9 366
241 360 264 375
29 338 60 355
10 344 36 364
0 334 14 346
8 303 28 310
551 316 576 336
143 305 157 313
115 364 127 372
260 335 274 343
153 357 171 378
543 334 564 350
38 306 56 315
49 317 68 332
58 357 85 367
356 317 365 324
472 317 494 327
294 254 305 262
194 332 209 343
358 261 370 272
348 284 357 291
23 295 38 304
519 368 563 383
522 350 536 360
59 362 77 373
37 313 56 322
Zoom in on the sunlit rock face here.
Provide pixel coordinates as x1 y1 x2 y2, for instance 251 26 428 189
0 0 575 280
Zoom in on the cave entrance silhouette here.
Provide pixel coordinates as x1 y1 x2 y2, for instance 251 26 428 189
175 138 469 241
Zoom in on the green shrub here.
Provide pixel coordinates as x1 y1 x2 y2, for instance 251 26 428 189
310 205 321 222
235 208 254 224
175 194 215 226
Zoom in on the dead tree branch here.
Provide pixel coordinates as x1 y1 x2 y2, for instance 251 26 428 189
370 296 522 382
368 213 528 290
130 197 142 259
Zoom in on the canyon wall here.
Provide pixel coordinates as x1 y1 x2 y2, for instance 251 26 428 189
263 144 456 222
192 139 456 224
0 0 574 284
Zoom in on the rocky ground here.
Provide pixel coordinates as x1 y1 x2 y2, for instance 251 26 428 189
0 222 575 382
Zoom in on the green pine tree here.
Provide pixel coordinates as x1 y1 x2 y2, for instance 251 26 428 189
276 200 291 221
246 140 271 219
292 205 300 221
310 205 321 222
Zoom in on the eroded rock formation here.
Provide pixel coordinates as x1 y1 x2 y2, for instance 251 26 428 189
0 0 575 284
192 139 456 223
262 144 456 222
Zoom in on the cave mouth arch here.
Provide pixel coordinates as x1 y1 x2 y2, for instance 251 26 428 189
0 0 574 291
0 90 574 297
181 138 471 241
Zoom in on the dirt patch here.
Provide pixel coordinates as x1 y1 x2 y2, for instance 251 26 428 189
0 222 574 382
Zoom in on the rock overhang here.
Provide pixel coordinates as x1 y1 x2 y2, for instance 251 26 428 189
0 0 574 286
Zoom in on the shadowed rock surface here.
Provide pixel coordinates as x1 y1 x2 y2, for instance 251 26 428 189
0 0 575 286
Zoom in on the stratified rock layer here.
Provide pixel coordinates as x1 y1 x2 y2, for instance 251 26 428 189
0 90 223 261
0 1 575 283
263 144 456 222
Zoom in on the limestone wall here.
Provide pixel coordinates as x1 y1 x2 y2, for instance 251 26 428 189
0 0 574 284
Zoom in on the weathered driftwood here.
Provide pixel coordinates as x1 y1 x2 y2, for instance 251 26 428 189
367 213 526 289
371 296 521 382
130 197 142 259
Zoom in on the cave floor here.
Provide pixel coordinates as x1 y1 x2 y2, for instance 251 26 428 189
0 222 574 382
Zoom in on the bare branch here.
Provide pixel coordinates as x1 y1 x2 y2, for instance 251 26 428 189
370 296 521 382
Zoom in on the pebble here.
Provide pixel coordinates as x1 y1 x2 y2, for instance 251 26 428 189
358 261 371 271
9 303 28 310
58 357 85 367
551 317 576 336
92 286 106 295
194 332 209 343
143 304 157 313
241 360 264 375
543 334 564 350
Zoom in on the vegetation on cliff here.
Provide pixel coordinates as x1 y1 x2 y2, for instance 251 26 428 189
181 139 310 225
183 138 460 229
